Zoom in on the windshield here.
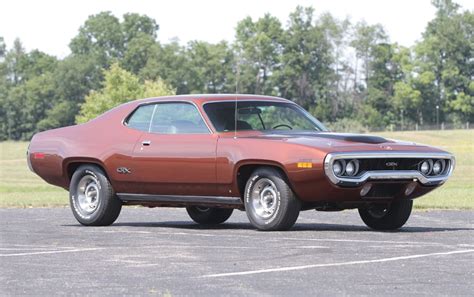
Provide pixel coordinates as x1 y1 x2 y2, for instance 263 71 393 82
203 101 327 132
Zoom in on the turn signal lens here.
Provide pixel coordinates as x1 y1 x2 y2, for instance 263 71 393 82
405 182 417 196
360 183 372 196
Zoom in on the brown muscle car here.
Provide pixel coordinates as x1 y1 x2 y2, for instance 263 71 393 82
28 95 455 231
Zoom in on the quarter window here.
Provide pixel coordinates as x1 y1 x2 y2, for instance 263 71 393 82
126 104 155 132
126 102 209 134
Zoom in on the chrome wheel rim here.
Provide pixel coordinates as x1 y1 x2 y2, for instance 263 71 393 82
76 175 100 214
250 178 278 219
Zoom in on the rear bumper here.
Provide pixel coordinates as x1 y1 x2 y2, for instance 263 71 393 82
26 144 34 173
324 151 455 187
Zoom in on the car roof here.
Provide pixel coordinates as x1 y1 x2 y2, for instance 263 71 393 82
136 94 292 105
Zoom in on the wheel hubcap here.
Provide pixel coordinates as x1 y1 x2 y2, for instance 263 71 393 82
77 175 100 214
250 178 278 219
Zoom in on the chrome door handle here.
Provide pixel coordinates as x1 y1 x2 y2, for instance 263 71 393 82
142 140 151 146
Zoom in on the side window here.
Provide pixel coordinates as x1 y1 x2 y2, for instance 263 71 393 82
150 103 209 134
126 104 155 131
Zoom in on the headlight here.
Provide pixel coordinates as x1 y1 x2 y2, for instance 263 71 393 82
333 160 345 176
420 159 433 175
345 159 359 176
432 159 445 175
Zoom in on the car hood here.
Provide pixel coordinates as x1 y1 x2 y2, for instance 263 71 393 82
241 131 443 153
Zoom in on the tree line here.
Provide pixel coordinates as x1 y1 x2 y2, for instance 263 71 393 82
0 0 472 140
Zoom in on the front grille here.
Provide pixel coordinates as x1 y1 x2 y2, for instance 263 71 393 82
325 152 454 186
359 158 422 172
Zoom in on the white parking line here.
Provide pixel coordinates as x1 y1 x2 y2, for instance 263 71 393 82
0 247 60 251
202 249 474 278
0 248 104 257
275 237 447 246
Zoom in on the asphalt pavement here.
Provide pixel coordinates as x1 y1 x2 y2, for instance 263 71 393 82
1 208 473 296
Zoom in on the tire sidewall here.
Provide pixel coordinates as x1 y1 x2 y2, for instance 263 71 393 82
359 199 413 230
245 173 282 227
186 206 233 224
69 166 108 224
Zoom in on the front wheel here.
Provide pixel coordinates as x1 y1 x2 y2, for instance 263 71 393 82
244 167 301 231
358 199 413 230
69 165 122 226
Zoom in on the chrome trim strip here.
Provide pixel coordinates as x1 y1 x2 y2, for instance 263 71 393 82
117 193 243 206
324 151 455 186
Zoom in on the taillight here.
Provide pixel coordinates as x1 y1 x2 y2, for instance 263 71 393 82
33 152 45 159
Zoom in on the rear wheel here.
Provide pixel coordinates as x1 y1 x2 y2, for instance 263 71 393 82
69 165 122 226
244 167 301 231
186 206 233 225
358 199 413 230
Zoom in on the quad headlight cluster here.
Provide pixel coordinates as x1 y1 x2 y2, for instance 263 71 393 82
419 159 446 176
332 159 360 177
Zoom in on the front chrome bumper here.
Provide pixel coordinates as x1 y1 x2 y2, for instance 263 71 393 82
324 151 455 187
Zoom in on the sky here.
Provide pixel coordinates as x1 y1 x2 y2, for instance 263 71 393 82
1 0 473 58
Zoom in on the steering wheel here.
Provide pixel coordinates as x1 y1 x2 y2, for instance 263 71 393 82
272 124 293 130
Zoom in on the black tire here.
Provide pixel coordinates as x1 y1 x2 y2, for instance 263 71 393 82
244 167 301 231
186 206 233 224
69 165 122 226
358 199 413 230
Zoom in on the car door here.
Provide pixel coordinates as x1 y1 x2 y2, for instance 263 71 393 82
128 102 218 196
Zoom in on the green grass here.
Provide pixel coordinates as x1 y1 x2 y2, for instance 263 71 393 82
376 130 473 209
0 129 473 209
0 142 68 207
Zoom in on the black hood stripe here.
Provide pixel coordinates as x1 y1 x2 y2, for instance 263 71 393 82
261 132 389 144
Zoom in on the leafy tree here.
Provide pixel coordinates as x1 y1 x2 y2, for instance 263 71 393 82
37 101 78 131
0 37 5 58
414 0 474 123
122 13 159 44
0 41 59 140
186 40 235 93
350 22 387 89
312 13 351 121
121 33 159 74
69 12 124 64
120 13 160 74
1 71 58 140
279 6 334 111
76 63 175 123
235 14 283 95
1 4 473 140
139 40 190 94
69 12 159 69
4 38 29 85
363 43 403 128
